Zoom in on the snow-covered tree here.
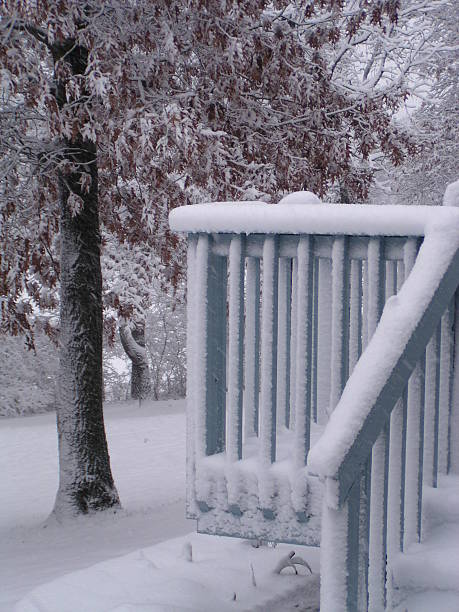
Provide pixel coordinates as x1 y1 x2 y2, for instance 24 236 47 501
1 0 443 516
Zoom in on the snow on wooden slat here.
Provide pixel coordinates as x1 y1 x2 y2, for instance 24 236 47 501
276 258 291 430
439 303 454 473
349 259 362 375
186 235 198 517
367 237 389 612
403 237 424 549
243 257 260 441
329 236 349 414
423 325 441 488
294 236 313 469
259 236 279 465
227 235 245 462
289 257 298 429
317 257 332 424
386 260 405 589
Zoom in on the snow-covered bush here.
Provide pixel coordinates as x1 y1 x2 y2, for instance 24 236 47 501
0 332 58 417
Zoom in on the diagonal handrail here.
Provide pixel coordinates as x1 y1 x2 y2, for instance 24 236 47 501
308 226 459 507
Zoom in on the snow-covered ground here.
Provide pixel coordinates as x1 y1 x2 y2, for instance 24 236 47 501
1 399 321 612
3 398 459 611
0 400 193 611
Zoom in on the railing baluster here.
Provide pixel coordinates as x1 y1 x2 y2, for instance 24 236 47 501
321 478 361 612
243 257 260 440
367 237 389 611
260 236 279 465
289 257 298 429
277 257 292 430
358 457 372 611
387 261 406 574
450 291 459 473
439 302 454 473
195 234 227 458
423 324 441 487
317 255 332 424
294 236 313 468
330 236 349 413
403 238 425 548
349 258 363 374
186 235 198 516
362 260 369 350
227 235 245 462
312 256 319 422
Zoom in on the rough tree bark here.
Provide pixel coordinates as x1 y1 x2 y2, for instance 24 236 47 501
52 40 120 517
119 321 151 401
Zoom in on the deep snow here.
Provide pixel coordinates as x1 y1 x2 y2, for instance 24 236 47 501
0 400 193 611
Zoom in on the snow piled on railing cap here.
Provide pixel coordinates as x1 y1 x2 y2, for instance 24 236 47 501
169 197 459 237
307 224 459 480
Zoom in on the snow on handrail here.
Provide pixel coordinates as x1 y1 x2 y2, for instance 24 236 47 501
169 200 459 237
307 222 459 507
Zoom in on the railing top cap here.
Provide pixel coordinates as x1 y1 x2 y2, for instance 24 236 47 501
169 199 459 238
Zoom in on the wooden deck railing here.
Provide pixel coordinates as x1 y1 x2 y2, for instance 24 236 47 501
170 197 459 608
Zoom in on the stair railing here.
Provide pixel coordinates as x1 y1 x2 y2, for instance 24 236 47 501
308 222 459 611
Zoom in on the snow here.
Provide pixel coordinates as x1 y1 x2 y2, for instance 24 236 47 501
278 191 322 206
1 399 321 612
169 200 459 237
16 533 320 612
443 179 459 207
307 221 459 480
0 400 192 612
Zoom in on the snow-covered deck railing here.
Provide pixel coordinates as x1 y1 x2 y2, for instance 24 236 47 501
170 196 459 608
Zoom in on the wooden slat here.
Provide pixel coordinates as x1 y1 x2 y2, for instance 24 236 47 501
329 236 349 412
294 236 313 468
320 478 361 612
186 235 198 518
349 259 363 375
423 325 441 487
439 303 454 473
368 425 389 612
450 291 459 473
243 257 260 440
227 235 245 462
289 257 298 429
277 258 292 430
195 234 227 458
316 257 332 424
260 236 279 464
403 238 425 548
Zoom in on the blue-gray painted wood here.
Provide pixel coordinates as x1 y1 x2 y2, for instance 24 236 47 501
368 422 390 611
330 236 350 411
400 388 408 551
227 234 245 461
260 235 279 464
417 353 426 541
277 258 292 429
358 457 371 610
336 245 459 507
205 245 227 456
244 257 260 437
346 478 361 612
295 236 314 467
432 324 441 488
447 294 457 473
312 255 319 422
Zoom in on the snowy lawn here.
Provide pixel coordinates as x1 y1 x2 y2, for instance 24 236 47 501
0 399 194 611
2 399 320 612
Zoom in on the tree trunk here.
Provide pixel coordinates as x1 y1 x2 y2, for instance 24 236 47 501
119 321 151 400
52 41 120 517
